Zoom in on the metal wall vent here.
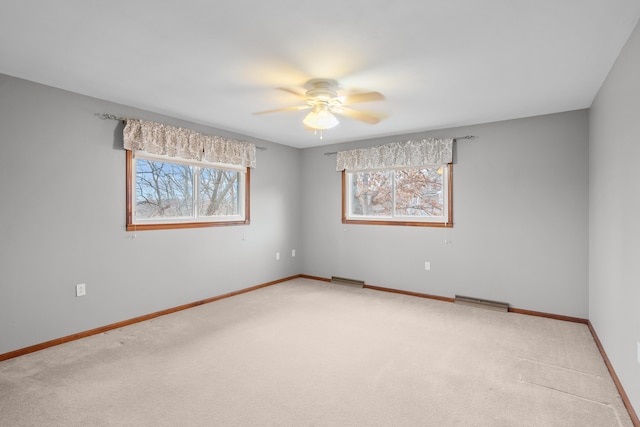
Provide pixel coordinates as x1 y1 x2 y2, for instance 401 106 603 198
330 276 365 288
454 295 509 312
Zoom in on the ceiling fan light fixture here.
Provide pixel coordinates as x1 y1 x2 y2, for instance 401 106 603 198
254 78 384 136
303 108 339 130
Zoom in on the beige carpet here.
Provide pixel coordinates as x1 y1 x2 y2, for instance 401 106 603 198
0 278 633 426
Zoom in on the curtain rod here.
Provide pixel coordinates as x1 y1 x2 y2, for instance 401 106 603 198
322 135 476 156
95 113 268 151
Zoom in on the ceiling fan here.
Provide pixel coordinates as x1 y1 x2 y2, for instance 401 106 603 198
254 79 385 132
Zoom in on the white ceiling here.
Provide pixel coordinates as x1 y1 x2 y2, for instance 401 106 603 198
1 1 639 148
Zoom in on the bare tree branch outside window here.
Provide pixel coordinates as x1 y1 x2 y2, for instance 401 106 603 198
135 159 240 220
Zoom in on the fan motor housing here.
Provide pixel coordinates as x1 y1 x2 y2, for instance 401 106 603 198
305 79 338 100
306 88 336 100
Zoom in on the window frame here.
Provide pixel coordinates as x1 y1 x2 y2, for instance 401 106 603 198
341 164 453 228
126 150 250 231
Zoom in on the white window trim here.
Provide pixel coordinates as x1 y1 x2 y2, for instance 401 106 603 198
127 151 249 230
342 164 452 227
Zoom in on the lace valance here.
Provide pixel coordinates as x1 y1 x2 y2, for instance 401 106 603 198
336 138 453 171
123 119 256 168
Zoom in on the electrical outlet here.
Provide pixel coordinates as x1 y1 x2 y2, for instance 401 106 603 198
292 249 296 257
637 342 640 364
76 283 86 297
424 261 431 271
276 252 280 260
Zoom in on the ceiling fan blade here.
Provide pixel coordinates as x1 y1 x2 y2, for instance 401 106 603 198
333 107 385 124
342 91 384 104
277 87 307 99
253 105 312 115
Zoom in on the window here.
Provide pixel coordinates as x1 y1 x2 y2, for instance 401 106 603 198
342 164 452 227
126 151 249 230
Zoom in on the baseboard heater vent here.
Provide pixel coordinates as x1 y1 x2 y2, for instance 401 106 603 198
331 276 365 288
454 295 509 312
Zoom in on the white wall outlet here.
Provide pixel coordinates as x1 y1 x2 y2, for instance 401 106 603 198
76 283 86 297
276 252 280 260
292 249 296 257
637 341 640 364
424 261 431 271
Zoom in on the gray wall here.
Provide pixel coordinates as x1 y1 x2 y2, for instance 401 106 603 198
0 74 302 355
301 110 589 318
589 20 640 412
